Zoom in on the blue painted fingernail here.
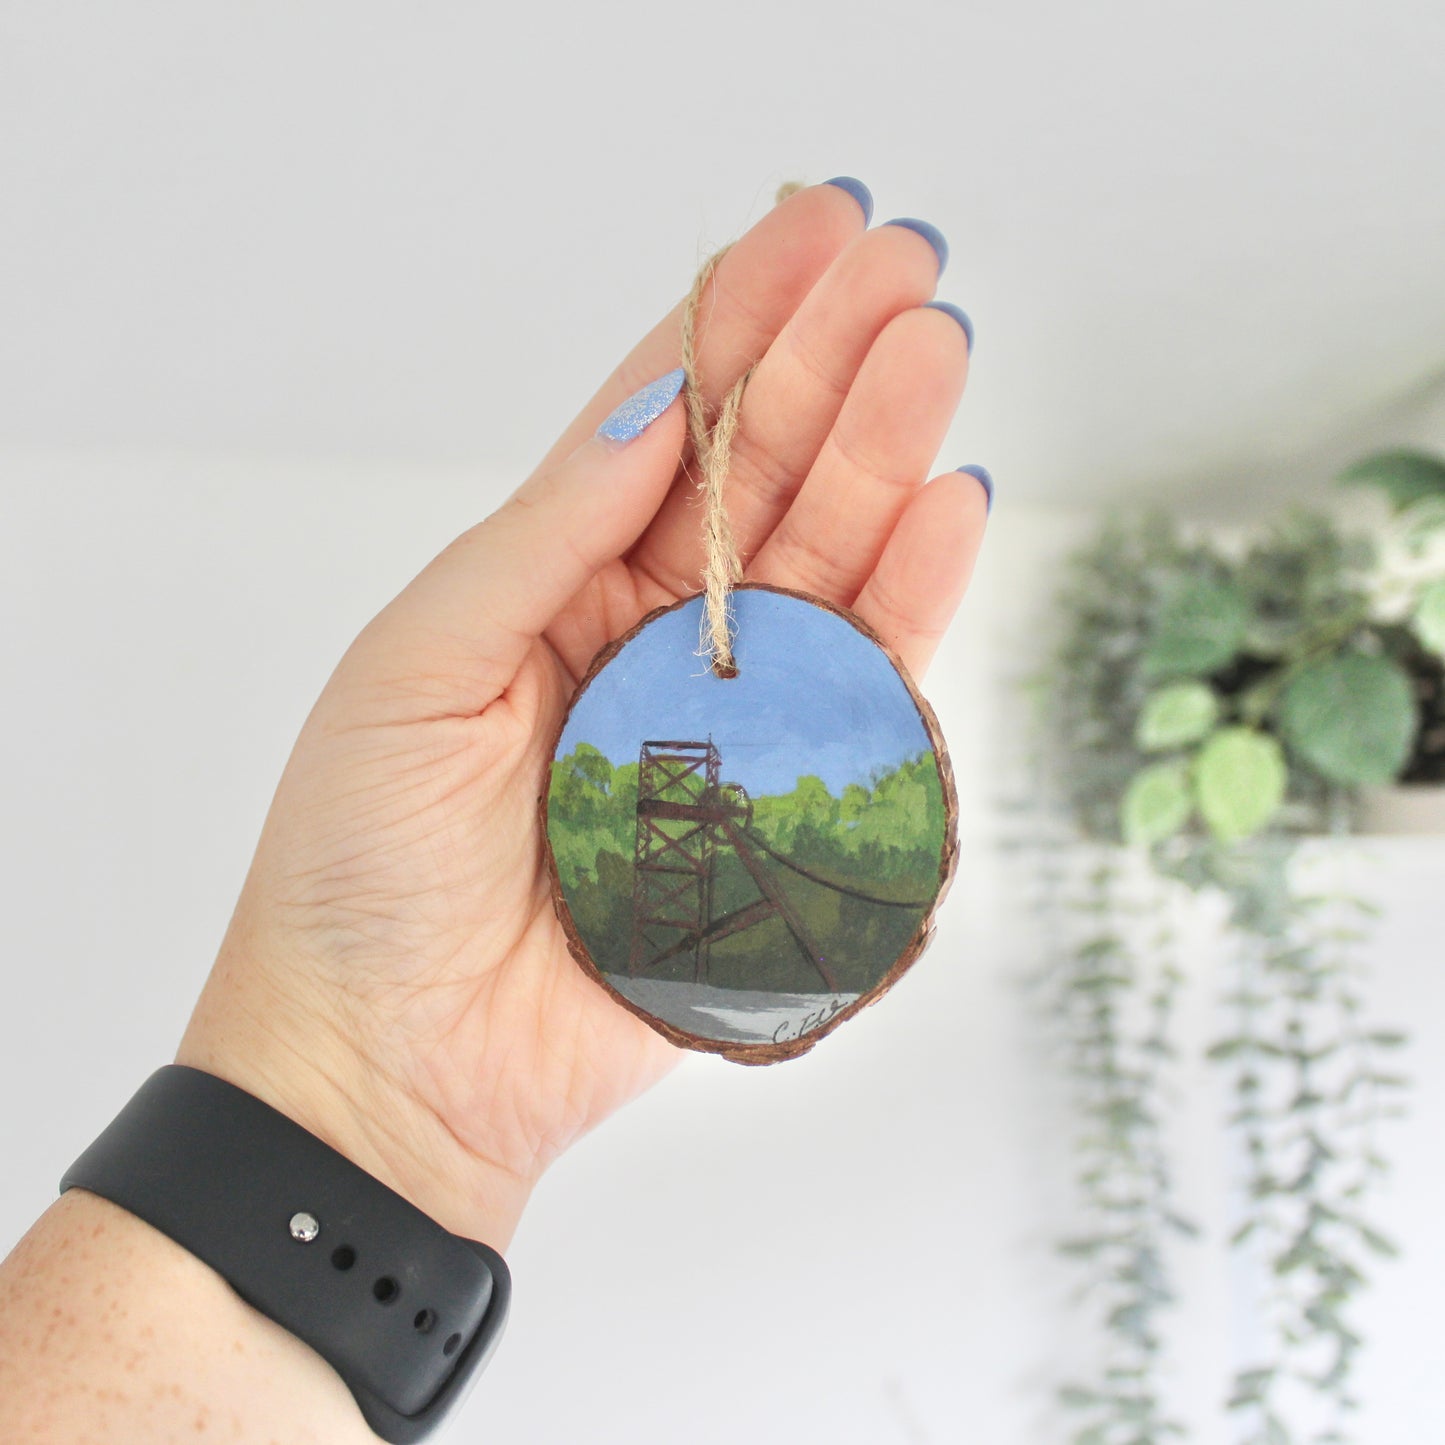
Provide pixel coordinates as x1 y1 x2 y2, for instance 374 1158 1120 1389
956 464 994 512
823 176 874 226
884 218 949 277
924 301 974 354
596 368 686 444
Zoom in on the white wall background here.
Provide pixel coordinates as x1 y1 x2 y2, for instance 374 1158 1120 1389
4 1 1445 1440
1 467 1441 1442
4 1 1445 509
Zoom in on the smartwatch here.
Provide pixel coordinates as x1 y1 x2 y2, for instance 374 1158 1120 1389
60 1065 510 1443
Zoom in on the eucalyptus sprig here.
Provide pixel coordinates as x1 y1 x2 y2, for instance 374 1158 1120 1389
1205 845 1406 1445
1052 858 1195 1445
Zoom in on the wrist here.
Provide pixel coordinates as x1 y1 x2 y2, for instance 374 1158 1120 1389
1 1192 377 1445
177 934 532 1249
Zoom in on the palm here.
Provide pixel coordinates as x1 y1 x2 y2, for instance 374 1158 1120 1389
186 184 987 1230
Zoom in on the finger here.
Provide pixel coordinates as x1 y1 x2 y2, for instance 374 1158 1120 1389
628 220 952 596
851 467 992 680
747 303 972 603
353 373 689 716
528 180 868 481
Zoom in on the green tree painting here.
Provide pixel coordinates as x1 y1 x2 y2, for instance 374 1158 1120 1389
548 744 947 995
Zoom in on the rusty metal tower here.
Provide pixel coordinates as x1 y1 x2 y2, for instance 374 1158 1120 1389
627 741 722 983
627 739 839 990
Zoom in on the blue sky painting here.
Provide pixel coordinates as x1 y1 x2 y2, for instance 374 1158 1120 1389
556 590 934 797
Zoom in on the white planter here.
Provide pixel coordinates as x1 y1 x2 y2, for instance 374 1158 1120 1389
1356 784 1445 836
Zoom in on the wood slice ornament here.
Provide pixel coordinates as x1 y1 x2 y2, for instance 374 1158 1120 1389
544 584 957 1064
542 231 959 1064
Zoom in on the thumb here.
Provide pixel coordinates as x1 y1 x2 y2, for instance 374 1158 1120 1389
354 368 687 713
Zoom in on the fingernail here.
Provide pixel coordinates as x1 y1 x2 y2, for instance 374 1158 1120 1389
884 217 949 277
823 176 874 226
957 465 994 512
596 368 686 444
924 301 974 354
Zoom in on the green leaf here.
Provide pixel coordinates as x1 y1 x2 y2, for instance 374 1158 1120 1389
1339 448 1445 510
1135 682 1221 751
1413 580 1445 656
1357 1223 1399 1257
1121 761 1193 845
1398 496 1445 550
1195 728 1287 841
1264 1410 1291 1445
1279 653 1418 786
1143 579 1250 679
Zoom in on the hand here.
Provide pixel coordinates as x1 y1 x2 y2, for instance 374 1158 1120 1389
177 180 990 1246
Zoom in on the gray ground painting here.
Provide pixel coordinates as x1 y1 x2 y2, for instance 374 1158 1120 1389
604 975 860 1046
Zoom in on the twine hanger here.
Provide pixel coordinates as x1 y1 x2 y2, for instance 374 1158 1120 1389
678 180 804 679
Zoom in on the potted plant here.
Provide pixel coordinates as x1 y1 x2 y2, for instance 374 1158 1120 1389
1339 448 1445 832
1029 448 1443 1444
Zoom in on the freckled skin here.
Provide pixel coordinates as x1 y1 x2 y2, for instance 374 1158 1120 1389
0 1194 368 1444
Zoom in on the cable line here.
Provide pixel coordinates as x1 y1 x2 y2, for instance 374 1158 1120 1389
739 826 931 909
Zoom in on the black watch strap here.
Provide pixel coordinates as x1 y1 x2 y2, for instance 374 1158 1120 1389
60 1065 510 1442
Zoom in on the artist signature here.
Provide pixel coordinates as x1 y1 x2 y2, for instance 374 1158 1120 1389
772 995 848 1044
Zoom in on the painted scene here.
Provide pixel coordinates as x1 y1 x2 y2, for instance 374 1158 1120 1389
547 589 951 1050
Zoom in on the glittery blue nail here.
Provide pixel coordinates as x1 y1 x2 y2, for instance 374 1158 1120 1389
824 176 874 225
924 301 974 354
596 368 686 444
884 217 949 276
957 464 994 512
